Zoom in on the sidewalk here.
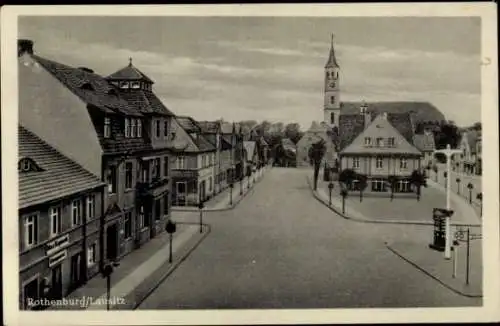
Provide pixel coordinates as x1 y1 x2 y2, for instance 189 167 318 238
387 237 482 298
50 223 209 310
309 176 480 226
172 167 267 212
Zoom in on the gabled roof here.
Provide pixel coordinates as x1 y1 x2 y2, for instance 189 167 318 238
221 137 233 151
31 55 142 117
106 61 154 83
413 132 436 152
18 125 105 209
176 116 201 133
341 114 421 155
197 121 221 134
172 117 215 153
340 101 445 124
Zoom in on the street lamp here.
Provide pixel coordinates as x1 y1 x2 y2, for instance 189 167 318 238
328 182 334 206
467 182 474 204
456 177 461 195
165 219 177 263
477 192 482 216
434 144 462 260
239 171 243 195
443 171 448 188
101 261 120 310
229 182 234 206
198 201 204 233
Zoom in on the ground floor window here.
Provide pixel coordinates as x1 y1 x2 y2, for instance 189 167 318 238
23 278 39 309
396 180 412 193
371 179 387 192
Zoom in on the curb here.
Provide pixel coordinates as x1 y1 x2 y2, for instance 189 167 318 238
386 243 482 298
126 223 212 310
307 177 480 227
171 170 266 213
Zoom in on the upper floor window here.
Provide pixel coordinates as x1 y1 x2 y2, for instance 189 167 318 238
152 158 160 179
376 137 384 147
330 96 335 104
131 81 140 89
24 213 38 248
375 157 383 169
125 162 133 189
124 118 130 138
50 206 62 237
164 120 169 137
330 112 335 124
388 137 395 147
177 156 186 169
72 199 82 226
86 194 95 219
364 137 371 146
137 119 142 137
104 117 111 138
156 120 161 138
400 157 408 169
107 166 117 194
163 157 169 177
131 119 137 138
119 81 129 89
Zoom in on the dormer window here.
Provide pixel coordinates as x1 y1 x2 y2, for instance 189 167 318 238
131 81 140 89
18 157 42 173
119 81 129 89
376 137 384 147
80 82 94 91
131 119 137 137
125 118 130 138
137 119 142 137
364 137 371 146
388 137 395 147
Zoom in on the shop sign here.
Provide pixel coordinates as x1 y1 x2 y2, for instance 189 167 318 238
48 249 67 267
46 234 70 256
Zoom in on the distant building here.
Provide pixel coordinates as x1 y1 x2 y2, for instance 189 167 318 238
413 129 436 168
296 121 336 168
18 125 106 309
170 116 217 206
457 130 480 175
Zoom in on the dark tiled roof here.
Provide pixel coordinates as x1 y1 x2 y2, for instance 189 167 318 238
32 55 141 117
413 132 436 152
192 134 216 152
106 63 154 83
340 101 445 124
387 112 414 144
101 138 153 155
176 116 201 133
18 125 105 209
338 114 366 151
118 90 174 116
197 121 220 134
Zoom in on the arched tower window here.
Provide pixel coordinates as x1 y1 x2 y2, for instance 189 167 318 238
330 112 335 125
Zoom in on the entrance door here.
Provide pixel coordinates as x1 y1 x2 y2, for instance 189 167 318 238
50 264 63 300
70 252 84 290
176 182 187 206
23 278 39 309
106 224 118 261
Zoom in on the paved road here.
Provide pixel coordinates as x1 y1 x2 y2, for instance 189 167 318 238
138 168 481 309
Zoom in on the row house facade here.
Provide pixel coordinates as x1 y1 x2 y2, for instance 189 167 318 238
455 129 481 175
18 126 106 309
18 40 174 289
412 129 436 169
170 116 217 206
198 121 236 194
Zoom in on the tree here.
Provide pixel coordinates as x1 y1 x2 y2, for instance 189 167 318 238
338 168 357 191
284 123 303 144
308 139 326 191
357 174 368 202
435 121 461 149
387 175 398 201
410 170 427 201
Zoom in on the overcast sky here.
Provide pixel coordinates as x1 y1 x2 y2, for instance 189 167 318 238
19 16 481 128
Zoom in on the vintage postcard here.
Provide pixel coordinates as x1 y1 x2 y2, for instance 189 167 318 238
1 3 499 325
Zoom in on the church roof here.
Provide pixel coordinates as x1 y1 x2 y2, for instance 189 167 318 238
325 35 340 68
106 60 154 83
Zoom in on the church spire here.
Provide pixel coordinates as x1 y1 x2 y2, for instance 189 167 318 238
325 33 339 68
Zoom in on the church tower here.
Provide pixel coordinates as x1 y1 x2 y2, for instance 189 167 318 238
324 34 341 127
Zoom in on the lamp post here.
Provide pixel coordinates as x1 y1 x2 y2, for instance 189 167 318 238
328 182 334 206
456 177 461 195
198 201 204 233
101 261 120 311
433 144 462 259
467 182 474 204
477 193 482 216
239 170 243 195
340 189 348 215
165 219 177 263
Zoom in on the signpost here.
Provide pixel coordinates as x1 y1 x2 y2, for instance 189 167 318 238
454 227 482 285
165 219 177 263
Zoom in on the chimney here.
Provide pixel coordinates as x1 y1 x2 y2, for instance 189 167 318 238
18 39 34 57
360 101 371 129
